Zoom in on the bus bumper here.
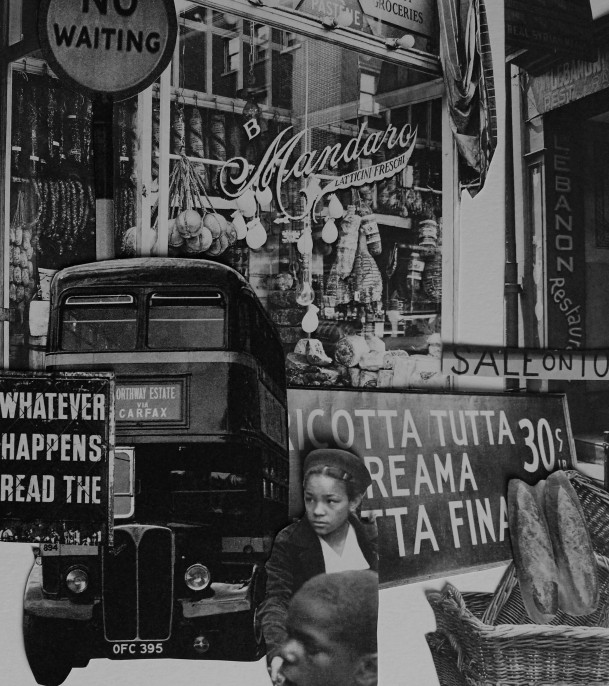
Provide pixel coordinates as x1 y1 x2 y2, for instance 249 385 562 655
24 566 262 661
180 581 251 618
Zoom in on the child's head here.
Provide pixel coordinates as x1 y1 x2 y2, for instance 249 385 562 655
281 569 378 686
302 449 372 538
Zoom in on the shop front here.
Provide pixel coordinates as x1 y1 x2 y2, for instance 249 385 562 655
1 0 451 389
0 1 512 684
516 27 609 469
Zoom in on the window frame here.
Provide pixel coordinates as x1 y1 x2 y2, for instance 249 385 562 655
59 293 139 353
113 446 135 520
145 290 227 351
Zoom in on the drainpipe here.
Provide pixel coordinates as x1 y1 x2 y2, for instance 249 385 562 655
504 62 520 389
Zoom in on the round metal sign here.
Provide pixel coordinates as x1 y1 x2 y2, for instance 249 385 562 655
38 0 177 100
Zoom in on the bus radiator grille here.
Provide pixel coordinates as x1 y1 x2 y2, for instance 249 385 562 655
103 525 174 642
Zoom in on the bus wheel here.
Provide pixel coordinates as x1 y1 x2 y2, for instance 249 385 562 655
23 614 73 686
253 605 266 658
251 565 267 658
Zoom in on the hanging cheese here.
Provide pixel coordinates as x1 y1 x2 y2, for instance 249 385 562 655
305 339 332 367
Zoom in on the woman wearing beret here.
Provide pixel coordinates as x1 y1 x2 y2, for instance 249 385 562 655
258 448 378 685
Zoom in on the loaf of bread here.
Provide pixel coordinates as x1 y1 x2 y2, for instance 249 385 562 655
544 470 599 616
507 478 558 624
533 479 546 510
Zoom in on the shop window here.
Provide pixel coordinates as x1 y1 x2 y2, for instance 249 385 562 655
411 101 430 141
114 96 138 255
146 292 225 350
133 10 446 392
4 6 446 391
7 59 98 368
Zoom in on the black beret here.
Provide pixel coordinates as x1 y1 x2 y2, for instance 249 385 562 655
303 448 372 492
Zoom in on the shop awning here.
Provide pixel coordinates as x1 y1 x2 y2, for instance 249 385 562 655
437 0 497 196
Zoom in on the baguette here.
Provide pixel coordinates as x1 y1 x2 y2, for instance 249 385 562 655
507 478 558 624
544 470 599 616
533 479 546 511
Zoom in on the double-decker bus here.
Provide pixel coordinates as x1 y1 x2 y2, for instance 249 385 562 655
22 258 289 685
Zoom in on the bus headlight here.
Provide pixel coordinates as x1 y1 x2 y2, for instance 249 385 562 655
185 564 211 591
66 567 89 594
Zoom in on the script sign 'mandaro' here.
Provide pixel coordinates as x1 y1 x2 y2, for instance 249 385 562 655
0 372 114 546
38 0 177 99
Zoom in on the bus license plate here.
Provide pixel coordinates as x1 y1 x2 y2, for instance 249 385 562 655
109 642 165 658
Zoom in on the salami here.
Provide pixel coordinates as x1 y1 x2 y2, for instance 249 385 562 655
188 105 208 188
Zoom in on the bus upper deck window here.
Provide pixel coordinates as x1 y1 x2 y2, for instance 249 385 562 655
147 292 225 349
61 295 137 351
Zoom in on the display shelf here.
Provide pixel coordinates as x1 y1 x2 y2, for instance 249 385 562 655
149 189 236 212
390 242 440 257
376 215 441 230
395 310 439 320
413 185 442 194
376 214 412 228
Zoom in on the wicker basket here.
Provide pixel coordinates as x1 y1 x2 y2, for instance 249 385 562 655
427 471 609 685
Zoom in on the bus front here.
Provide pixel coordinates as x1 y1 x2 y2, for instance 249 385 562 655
23 259 289 684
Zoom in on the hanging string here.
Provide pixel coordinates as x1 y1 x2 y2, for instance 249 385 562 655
180 14 186 92
248 20 256 90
